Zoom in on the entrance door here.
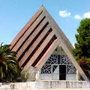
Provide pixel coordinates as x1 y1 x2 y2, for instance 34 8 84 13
59 65 66 80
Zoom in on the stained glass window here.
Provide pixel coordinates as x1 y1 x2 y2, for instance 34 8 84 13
60 55 72 64
53 65 58 72
41 64 51 74
45 55 58 64
67 64 76 74
41 54 76 74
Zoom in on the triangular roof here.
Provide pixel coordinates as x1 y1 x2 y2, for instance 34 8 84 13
10 6 88 81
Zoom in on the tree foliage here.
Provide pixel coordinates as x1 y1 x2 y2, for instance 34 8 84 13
73 18 90 80
0 43 26 82
73 18 90 61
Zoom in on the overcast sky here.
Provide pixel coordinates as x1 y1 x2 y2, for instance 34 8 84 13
0 0 90 45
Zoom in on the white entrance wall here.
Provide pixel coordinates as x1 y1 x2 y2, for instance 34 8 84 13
39 74 77 80
39 47 78 80
0 81 90 90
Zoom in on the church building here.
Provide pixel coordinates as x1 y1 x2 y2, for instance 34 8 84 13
10 6 88 81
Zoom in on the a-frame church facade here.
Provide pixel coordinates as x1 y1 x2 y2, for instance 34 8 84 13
10 6 88 81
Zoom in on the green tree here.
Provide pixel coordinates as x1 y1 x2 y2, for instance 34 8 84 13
73 18 90 80
74 18 90 61
0 44 24 82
